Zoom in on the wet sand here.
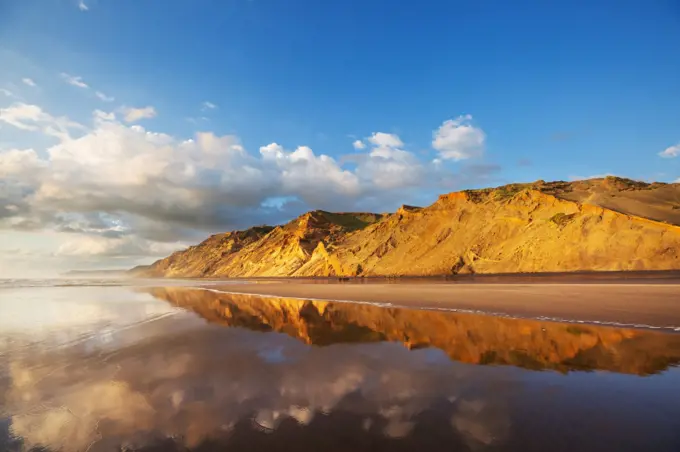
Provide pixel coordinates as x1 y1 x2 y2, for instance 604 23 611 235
211 281 680 329
4 284 680 451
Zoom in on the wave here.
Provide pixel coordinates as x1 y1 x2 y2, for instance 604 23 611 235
0 278 249 289
0 278 126 288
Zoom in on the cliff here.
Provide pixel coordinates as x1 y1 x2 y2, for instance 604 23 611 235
137 177 680 277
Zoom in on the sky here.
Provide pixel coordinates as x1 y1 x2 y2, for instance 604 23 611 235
0 0 679 276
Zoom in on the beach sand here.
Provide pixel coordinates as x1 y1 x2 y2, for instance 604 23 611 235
211 280 680 328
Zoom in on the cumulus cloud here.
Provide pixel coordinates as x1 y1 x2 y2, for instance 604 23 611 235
22 77 37 87
432 115 485 160
0 108 267 255
369 132 404 148
95 91 114 102
659 144 680 158
60 72 89 89
1 106 377 258
259 143 360 203
353 139 366 150
121 105 157 122
0 148 46 178
358 132 425 189
0 103 498 266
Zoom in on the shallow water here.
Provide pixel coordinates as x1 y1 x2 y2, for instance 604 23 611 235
1 283 680 451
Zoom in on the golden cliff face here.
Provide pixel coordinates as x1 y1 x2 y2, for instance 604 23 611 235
138 177 680 277
147 287 680 375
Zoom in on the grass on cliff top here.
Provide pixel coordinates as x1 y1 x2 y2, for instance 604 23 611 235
322 211 383 231
466 177 657 202
493 184 532 200
284 210 383 232
462 183 532 202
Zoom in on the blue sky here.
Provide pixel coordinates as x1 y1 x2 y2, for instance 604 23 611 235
1 0 679 274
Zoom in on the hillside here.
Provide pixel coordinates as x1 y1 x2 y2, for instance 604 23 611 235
137 177 680 277
140 211 384 277
148 287 680 375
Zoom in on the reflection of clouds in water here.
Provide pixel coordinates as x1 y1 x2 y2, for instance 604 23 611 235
3 324 512 451
452 399 510 449
11 381 154 451
252 405 315 433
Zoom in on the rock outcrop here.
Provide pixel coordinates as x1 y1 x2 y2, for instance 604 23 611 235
137 177 680 277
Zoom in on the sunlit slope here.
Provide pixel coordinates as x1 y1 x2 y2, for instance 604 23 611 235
138 177 680 277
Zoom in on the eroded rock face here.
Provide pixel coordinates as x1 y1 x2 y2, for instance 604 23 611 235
147 287 680 375
137 177 680 277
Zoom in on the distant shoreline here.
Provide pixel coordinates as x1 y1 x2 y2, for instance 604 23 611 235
144 269 680 284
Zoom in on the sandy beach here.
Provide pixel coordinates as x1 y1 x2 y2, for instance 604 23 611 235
211 280 680 328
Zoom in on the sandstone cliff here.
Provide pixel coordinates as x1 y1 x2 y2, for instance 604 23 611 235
138 177 680 277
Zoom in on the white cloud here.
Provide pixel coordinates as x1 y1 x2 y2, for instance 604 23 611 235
659 144 680 158
260 143 360 202
202 101 218 110
60 73 89 89
0 88 13 97
93 110 116 121
432 115 485 161
121 106 157 123
56 235 184 258
2 107 411 236
0 148 46 178
358 132 424 189
78 0 89 11
352 139 366 150
22 78 37 87
0 103 43 130
369 132 404 148
95 91 114 102
0 103 84 139
0 103 493 267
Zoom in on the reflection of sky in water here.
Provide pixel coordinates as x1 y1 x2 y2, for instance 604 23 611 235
0 287 174 331
258 346 287 363
1 286 680 451
0 286 183 352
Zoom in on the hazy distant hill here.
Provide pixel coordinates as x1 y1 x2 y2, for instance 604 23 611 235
135 177 680 277
62 269 128 277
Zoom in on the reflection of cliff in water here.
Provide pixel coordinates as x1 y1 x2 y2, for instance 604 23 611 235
148 287 680 375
